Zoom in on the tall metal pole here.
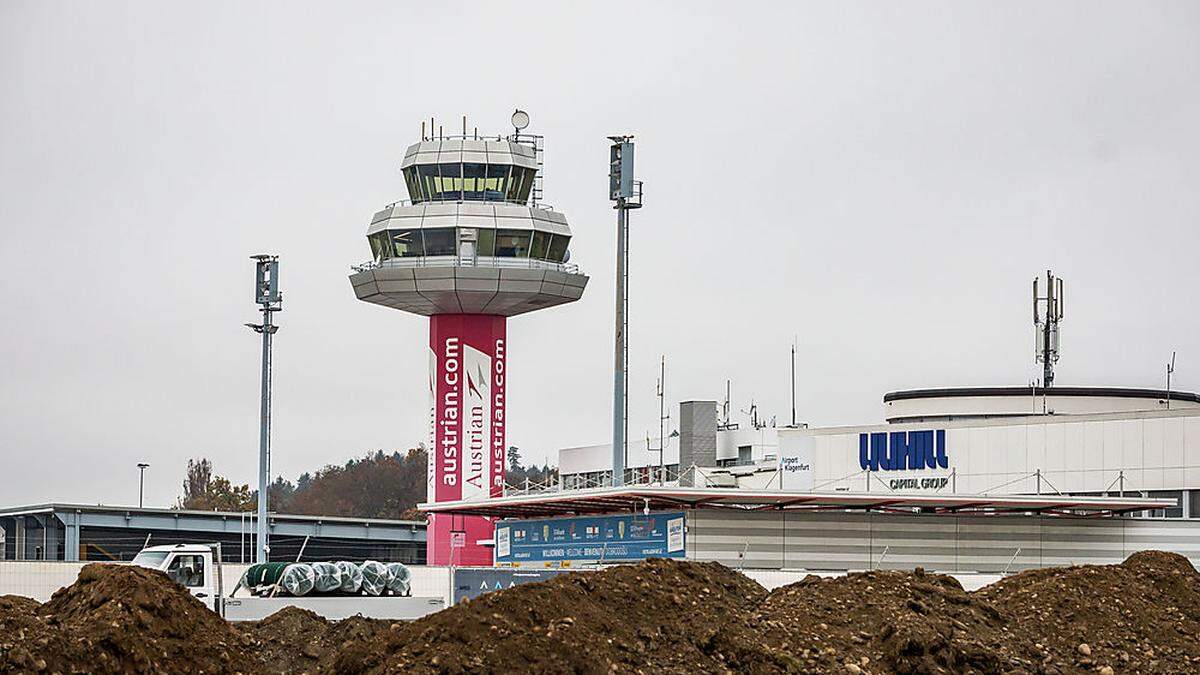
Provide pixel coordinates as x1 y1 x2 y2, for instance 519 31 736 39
1167 351 1176 410
658 355 665 482
612 201 627 486
608 136 640 487
137 463 149 508
790 340 796 427
248 255 280 564
257 305 272 563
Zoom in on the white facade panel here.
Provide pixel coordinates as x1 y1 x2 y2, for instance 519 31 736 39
1027 424 1046 479
1143 420 1165 490
1165 418 1186 468
781 410 1200 497
558 410 1200 499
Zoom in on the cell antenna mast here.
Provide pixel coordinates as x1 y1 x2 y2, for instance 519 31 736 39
246 254 281 564
718 379 740 431
790 338 797 427
608 135 643 487
1167 351 1177 410
1033 269 1064 387
651 356 668 483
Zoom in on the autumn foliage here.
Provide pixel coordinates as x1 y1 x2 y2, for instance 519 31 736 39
177 448 429 520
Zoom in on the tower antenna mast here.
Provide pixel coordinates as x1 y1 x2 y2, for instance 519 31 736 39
790 337 797 427
1033 270 1064 387
608 135 643 486
246 254 280 564
1167 351 1177 410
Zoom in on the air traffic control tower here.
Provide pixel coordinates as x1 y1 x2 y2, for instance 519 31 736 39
349 112 587 565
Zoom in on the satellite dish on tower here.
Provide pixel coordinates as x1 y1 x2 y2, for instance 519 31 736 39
511 109 530 133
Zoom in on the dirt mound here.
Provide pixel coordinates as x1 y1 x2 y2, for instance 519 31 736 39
0 595 40 616
243 606 334 674
0 594 89 674
742 568 1026 674
6 552 1200 673
24 563 253 674
327 558 767 674
978 552 1200 673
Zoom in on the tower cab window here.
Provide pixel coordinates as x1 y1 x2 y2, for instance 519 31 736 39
405 163 535 203
495 229 531 257
422 228 456 256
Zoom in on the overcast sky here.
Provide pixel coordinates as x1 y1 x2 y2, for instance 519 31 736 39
3 1 1199 508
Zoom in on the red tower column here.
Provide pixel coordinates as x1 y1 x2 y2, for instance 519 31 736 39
427 314 506 565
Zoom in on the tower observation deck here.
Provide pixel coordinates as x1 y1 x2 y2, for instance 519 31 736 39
349 114 588 565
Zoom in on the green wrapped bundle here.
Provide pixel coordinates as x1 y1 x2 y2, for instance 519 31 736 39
243 562 291 588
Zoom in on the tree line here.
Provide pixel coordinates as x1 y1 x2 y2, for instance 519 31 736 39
177 446 557 520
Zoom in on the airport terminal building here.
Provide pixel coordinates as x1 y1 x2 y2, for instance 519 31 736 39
424 386 1200 573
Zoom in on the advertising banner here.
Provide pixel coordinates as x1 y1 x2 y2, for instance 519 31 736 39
494 512 687 566
427 314 507 566
430 314 507 503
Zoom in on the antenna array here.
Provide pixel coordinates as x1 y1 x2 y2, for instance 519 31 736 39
1033 270 1065 387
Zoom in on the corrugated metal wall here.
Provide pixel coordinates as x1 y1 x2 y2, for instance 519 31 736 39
687 510 1200 572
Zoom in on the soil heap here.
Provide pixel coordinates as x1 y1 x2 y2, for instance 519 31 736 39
3 563 254 674
976 550 1200 673
4 552 1200 674
321 557 768 674
243 600 352 667
741 568 1030 674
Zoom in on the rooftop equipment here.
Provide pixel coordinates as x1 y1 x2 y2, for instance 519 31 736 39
1033 269 1064 387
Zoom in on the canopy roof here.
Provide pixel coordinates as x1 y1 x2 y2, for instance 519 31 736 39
419 486 1176 519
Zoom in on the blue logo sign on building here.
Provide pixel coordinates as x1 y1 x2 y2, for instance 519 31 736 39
859 430 948 471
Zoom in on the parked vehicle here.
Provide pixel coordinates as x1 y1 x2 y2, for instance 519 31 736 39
131 543 444 621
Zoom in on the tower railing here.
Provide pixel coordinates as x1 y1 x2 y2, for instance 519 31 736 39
383 197 558 212
352 255 580 275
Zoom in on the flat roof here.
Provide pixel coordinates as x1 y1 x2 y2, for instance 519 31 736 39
884 386 1200 404
419 486 1176 519
0 503 425 528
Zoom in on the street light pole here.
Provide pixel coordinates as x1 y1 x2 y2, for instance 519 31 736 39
137 463 150 508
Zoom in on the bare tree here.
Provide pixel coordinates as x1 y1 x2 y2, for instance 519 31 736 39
177 457 253 511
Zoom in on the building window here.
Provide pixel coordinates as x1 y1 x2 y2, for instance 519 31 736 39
485 164 510 200
1145 490 1184 519
408 163 527 203
417 165 439 201
495 229 531 257
547 234 570 262
422 228 456 257
530 230 550 260
391 230 422 257
462 163 486 200
403 167 421 203
369 232 390 260
476 228 496 257
738 446 753 465
507 167 535 202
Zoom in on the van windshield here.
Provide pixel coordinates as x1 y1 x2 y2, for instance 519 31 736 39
131 550 169 569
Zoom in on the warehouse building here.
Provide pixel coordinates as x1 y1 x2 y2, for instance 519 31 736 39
0 503 426 563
